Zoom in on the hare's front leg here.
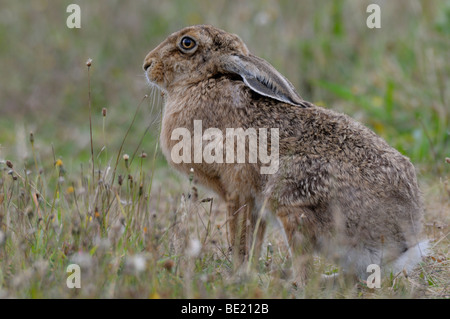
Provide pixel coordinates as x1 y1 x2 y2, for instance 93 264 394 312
226 193 266 267
226 193 250 265
276 206 317 286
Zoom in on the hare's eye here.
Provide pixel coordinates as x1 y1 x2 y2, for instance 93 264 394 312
180 36 196 51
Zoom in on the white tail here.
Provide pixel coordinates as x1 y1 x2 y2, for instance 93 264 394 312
390 240 429 274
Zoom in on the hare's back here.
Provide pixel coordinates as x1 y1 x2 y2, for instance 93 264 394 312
262 103 421 207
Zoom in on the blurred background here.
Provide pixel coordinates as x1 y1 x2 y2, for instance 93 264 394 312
0 0 448 178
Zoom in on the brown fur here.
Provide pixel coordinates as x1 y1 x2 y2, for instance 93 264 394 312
143 25 425 282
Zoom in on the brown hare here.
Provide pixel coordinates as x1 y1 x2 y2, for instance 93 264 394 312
143 25 427 283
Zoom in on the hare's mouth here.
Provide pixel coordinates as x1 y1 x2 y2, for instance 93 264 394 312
145 71 167 94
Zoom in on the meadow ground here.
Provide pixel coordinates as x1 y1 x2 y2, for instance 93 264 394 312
0 1 448 298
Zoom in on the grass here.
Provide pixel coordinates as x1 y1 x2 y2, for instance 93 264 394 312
0 124 448 298
0 1 449 298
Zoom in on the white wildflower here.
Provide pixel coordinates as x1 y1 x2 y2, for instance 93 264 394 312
125 254 147 273
187 238 202 258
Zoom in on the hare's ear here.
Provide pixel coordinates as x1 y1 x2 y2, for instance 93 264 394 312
220 54 308 107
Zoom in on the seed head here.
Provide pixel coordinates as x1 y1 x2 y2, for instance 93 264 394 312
189 167 194 183
163 259 174 272
139 151 147 158
123 154 129 169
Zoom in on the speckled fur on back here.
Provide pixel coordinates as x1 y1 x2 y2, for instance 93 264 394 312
143 25 427 282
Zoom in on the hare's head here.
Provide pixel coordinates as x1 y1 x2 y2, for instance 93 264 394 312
143 25 305 106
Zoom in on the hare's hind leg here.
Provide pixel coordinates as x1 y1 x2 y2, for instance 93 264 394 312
248 205 267 266
276 206 318 286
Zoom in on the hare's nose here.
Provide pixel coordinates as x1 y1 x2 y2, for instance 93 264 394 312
143 58 155 71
